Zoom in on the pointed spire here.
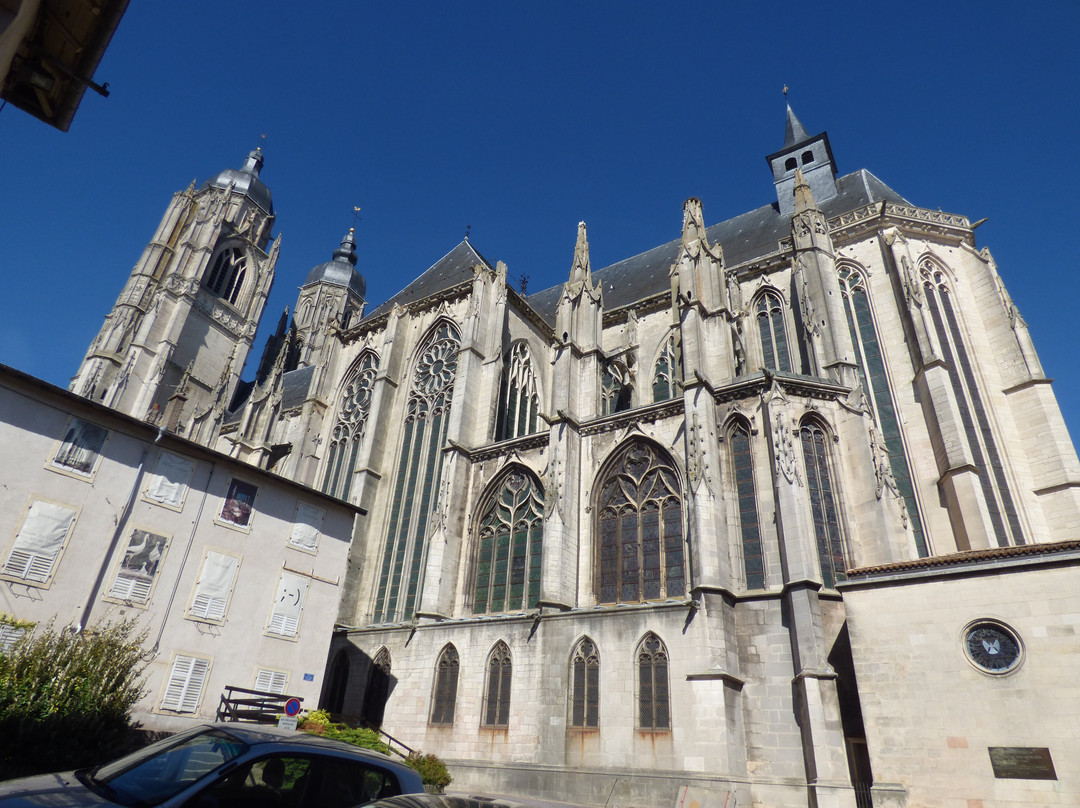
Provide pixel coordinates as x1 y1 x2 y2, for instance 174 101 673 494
333 228 358 267
681 197 706 247
793 168 817 213
784 104 810 148
569 221 591 286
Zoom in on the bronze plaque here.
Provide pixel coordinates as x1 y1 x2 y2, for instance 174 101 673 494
988 747 1057 780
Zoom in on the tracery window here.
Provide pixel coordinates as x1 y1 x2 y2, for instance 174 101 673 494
838 267 927 556
755 290 791 372
323 352 379 501
495 342 539 440
729 420 764 589
800 420 846 587
473 469 544 614
921 264 1023 546
430 644 459 726
374 321 460 623
637 633 670 730
601 360 632 415
206 247 247 306
569 637 600 729
652 332 682 402
595 440 684 604
482 641 512 728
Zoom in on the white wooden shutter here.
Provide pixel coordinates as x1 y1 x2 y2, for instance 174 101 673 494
146 452 194 507
189 552 239 621
3 501 76 583
267 572 308 637
109 572 153 603
255 669 288 694
288 503 324 552
0 623 27 653
161 655 210 713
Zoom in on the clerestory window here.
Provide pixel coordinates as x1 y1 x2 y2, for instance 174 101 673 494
800 419 846 587
755 290 791 372
323 352 379 502
495 342 540 440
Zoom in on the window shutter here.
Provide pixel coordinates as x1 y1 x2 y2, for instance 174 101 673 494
254 669 288 694
162 655 210 713
109 572 152 603
189 552 239 621
0 623 27 653
288 503 324 552
268 572 308 637
146 452 194 507
4 501 76 583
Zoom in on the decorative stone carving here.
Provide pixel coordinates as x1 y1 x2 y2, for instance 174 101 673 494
772 412 801 486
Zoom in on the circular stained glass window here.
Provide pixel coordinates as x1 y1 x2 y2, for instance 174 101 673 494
963 621 1022 675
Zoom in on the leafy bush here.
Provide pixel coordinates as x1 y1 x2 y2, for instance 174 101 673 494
406 752 452 790
0 619 150 778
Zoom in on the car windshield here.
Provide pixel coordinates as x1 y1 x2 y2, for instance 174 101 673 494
89 726 248 806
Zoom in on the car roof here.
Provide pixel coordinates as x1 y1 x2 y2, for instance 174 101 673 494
204 724 407 767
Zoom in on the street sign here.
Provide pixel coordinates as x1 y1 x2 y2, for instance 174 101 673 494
277 715 298 731
284 697 302 716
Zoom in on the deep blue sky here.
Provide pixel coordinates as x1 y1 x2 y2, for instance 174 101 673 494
2 2 1078 443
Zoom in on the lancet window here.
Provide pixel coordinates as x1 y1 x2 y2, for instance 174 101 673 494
594 440 685 604
482 642 512 728
637 633 670 730
652 332 682 403
495 342 539 440
838 267 927 556
323 352 378 501
755 290 791 372
601 360 632 415
569 637 600 729
374 321 460 623
430 644 459 726
921 264 1023 546
206 247 247 306
800 419 846 587
473 469 544 614
729 419 765 589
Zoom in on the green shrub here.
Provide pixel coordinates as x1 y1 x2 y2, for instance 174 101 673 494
406 752 452 790
299 708 332 729
0 619 150 778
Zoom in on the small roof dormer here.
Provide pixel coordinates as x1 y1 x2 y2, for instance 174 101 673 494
766 105 837 216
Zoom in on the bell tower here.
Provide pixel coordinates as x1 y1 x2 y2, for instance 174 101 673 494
71 150 281 440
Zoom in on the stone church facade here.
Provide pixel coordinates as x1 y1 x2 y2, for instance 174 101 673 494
72 108 1080 807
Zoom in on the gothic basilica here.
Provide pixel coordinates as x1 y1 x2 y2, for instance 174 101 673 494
68 108 1080 807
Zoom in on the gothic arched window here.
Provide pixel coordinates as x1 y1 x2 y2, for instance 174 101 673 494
595 440 684 604
473 469 544 614
206 247 247 306
430 644 459 726
652 332 682 403
601 360 631 415
323 352 378 501
569 637 599 729
482 642 512 728
374 321 460 623
921 264 1023 546
755 290 791 372
729 419 764 589
637 633 670 730
495 342 539 441
838 266 927 556
360 647 391 729
800 419 846 587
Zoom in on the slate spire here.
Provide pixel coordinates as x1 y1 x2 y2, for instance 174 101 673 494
784 104 811 148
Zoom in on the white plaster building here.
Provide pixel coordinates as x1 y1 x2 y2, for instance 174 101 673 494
68 107 1080 807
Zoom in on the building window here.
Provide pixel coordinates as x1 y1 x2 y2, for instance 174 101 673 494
801 149 814 165
652 332 682 403
838 266 927 556
288 503 324 553
922 264 1023 546
267 572 308 638
188 550 240 623
637 633 670 730
219 479 257 528
569 637 600 729
495 342 540 440
145 452 194 509
255 668 288 695
483 642 512 728
755 290 791 372
473 469 544 614
601 360 632 415
430 644 459 726
323 352 379 501
785 157 798 171
800 420 846 587
729 420 765 589
375 321 460 623
595 440 684 604
206 247 247 306
51 418 108 478
108 529 169 604
2 500 77 585
161 654 211 713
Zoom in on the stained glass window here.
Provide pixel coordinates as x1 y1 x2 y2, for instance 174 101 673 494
473 469 544 614
430 644 459 725
569 637 600 729
800 420 846 587
652 332 682 402
756 290 791 372
495 342 540 440
483 642 512 728
637 633 670 730
206 247 246 306
374 321 460 623
730 420 764 589
838 267 927 556
601 361 632 415
595 440 684 604
323 352 379 501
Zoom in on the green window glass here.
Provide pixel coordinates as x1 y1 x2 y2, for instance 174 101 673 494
473 470 544 614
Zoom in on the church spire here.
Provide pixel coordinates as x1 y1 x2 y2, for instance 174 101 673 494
784 104 811 148
766 105 838 216
567 220 596 294
333 228 359 266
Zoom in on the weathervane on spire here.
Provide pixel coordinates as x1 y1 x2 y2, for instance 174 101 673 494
465 224 471 241
783 85 789 98
352 206 362 228
257 133 267 154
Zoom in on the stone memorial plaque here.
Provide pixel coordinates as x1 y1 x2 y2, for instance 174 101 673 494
988 747 1056 780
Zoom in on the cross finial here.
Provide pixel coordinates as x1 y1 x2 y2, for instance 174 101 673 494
782 85 789 98
352 206 362 228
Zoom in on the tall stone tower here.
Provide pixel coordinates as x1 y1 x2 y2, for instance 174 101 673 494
71 150 280 442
